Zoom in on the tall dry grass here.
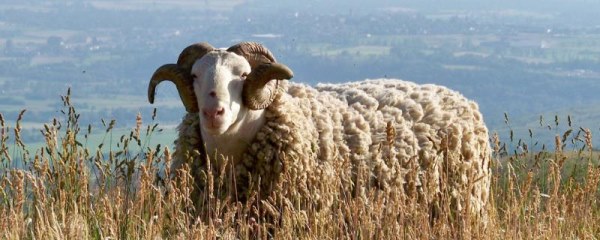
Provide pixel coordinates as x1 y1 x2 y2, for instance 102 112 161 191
0 89 599 239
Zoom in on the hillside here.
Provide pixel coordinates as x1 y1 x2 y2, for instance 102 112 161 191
1 0 599 146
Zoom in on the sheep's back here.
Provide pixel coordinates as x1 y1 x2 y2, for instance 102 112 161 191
243 78 491 221
304 78 491 218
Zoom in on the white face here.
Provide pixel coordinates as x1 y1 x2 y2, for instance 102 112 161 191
191 50 251 135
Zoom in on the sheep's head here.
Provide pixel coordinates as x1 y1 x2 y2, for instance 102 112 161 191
148 42 293 135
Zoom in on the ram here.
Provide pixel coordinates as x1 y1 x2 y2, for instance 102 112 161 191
148 42 491 221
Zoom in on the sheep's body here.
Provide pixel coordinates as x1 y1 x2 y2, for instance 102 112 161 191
173 78 491 220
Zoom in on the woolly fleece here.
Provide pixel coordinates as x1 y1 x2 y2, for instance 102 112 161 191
173 78 491 219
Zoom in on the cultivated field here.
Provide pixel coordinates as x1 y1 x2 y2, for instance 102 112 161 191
1 90 599 239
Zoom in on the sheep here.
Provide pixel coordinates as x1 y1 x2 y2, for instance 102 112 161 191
147 42 492 222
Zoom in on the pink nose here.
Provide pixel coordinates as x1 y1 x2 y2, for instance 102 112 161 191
202 107 225 119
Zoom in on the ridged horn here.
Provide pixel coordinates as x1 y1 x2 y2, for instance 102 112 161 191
227 42 276 68
242 63 294 110
148 42 214 113
227 42 293 110
148 64 197 112
177 42 215 71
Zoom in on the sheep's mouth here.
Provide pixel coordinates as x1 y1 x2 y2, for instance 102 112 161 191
202 117 227 133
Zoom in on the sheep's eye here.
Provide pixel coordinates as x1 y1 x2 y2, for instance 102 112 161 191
191 74 197 79
241 73 248 80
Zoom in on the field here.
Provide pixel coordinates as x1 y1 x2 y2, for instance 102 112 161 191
1 90 599 239
1 3 600 237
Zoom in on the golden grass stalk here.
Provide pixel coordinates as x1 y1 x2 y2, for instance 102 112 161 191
1 92 600 239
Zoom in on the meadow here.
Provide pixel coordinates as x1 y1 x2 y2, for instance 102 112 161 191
1 89 599 239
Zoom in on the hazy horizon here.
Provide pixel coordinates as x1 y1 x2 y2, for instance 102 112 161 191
1 0 599 148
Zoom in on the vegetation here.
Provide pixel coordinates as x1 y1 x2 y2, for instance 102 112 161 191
2 0 600 144
1 90 599 239
1 1 599 238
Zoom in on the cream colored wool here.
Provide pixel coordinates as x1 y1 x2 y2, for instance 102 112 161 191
172 78 491 220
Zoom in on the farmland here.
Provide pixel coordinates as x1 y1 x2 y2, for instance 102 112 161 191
1 2 600 144
2 0 600 238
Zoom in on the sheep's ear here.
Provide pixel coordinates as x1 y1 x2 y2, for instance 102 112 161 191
242 62 293 110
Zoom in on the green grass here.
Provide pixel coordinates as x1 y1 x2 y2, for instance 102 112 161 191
329 32 600 65
0 98 51 112
493 109 600 153
1 118 178 160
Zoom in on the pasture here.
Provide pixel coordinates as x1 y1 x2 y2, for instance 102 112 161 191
1 89 599 239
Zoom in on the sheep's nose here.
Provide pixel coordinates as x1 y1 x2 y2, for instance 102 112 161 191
202 107 225 119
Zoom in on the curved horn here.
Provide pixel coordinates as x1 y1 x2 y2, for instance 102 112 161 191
228 42 293 110
148 42 214 113
177 42 215 71
227 42 276 68
148 64 198 112
242 62 294 110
